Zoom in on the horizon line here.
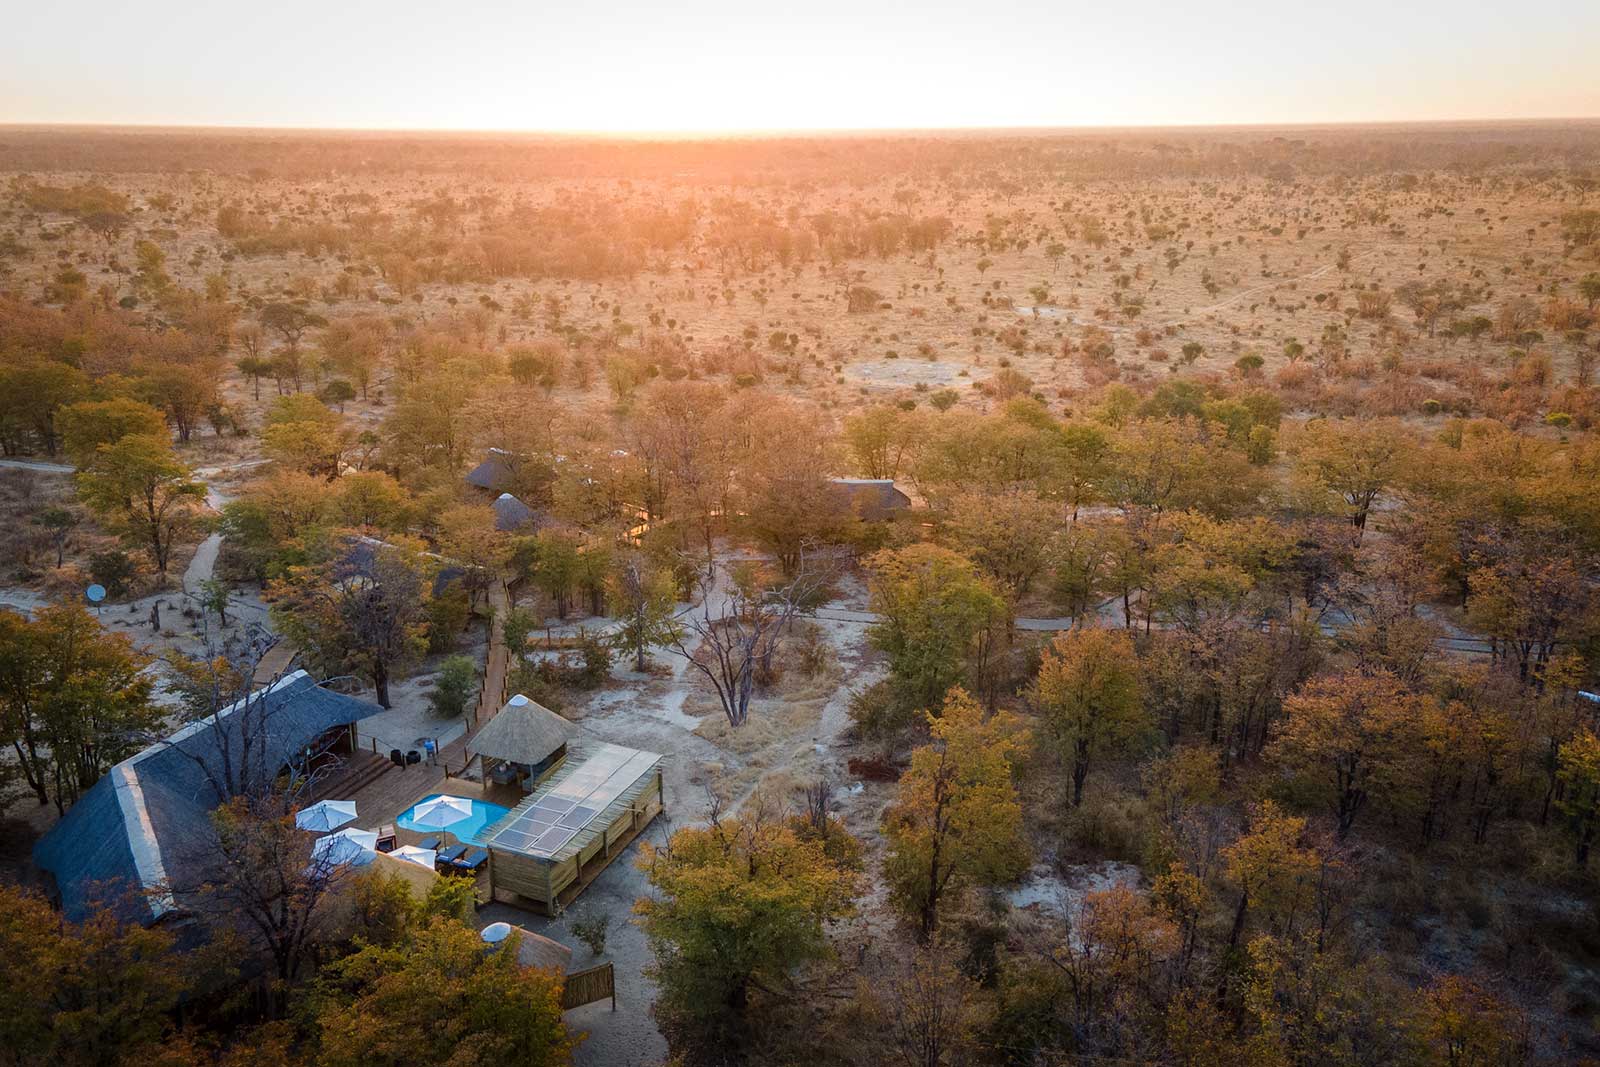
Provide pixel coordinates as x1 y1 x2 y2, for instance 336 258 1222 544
3 115 1600 142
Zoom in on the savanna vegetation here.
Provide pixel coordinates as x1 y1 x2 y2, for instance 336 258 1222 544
3 124 1600 1066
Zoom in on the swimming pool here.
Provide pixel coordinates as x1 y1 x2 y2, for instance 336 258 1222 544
396 795 511 846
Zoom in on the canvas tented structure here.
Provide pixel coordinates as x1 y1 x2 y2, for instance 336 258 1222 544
33 670 382 924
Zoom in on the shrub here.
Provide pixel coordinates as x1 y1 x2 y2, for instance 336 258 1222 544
428 654 477 719
572 911 610 957
89 549 136 598
847 678 913 740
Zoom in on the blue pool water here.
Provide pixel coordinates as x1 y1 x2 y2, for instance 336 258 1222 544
396 795 511 846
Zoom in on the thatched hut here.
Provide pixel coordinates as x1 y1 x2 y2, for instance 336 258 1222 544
467 694 575 791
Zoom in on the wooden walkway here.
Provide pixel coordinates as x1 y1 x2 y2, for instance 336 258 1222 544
470 581 511 728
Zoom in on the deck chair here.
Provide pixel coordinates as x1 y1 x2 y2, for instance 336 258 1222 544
416 836 442 851
452 847 488 873
436 843 468 867
375 824 398 852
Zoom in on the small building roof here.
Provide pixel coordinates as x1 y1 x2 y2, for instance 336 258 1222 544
465 448 516 493
511 927 575 973
492 492 541 532
467 695 575 767
829 478 912 518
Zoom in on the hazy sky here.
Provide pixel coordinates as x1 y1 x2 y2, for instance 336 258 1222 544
4 0 1597 132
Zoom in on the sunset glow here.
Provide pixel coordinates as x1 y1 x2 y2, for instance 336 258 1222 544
4 0 1598 131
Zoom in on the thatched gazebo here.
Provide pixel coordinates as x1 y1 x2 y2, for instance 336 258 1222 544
467 694 576 791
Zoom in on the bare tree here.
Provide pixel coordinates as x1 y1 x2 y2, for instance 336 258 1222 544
184 794 352 1015
667 547 844 728
883 941 985 1067
159 622 347 805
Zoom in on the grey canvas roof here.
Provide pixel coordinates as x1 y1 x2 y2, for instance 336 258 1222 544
467 694 575 767
33 670 381 924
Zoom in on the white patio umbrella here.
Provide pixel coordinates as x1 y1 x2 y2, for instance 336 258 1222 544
408 794 474 834
295 799 357 833
391 845 438 870
310 826 379 869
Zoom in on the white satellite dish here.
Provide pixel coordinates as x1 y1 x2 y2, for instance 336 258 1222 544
85 584 106 603
481 922 513 944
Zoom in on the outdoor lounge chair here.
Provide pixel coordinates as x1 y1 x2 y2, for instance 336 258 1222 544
436 844 467 866
375 824 398 852
452 847 488 873
416 836 442 851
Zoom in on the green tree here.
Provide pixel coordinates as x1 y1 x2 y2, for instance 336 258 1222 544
34 506 78 568
1556 726 1600 866
0 361 88 456
843 404 925 480
1293 418 1407 541
56 398 168 466
883 689 1030 939
259 301 326 347
314 917 574 1067
1268 671 1427 840
607 553 679 671
268 534 434 708
427 654 477 719
74 433 207 576
635 801 859 1037
866 545 1008 715
0 885 187 1067
133 240 172 300
1033 627 1148 806
321 378 357 412
0 604 159 810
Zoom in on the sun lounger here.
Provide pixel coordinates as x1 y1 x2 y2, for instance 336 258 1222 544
417 836 442 851
436 843 467 866
451 847 488 873
375 824 398 852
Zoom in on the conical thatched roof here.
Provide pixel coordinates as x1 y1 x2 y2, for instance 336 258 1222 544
468 694 575 766
513 927 575 973
492 492 539 532
465 448 515 493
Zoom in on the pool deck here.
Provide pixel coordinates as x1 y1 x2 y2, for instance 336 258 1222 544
312 579 521 838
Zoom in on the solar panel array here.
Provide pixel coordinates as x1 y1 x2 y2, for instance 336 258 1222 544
485 743 660 858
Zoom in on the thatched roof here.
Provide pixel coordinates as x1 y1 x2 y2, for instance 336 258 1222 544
492 492 540 532
512 927 574 973
465 448 516 493
468 694 575 766
369 850 440 896
829 478 912 519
